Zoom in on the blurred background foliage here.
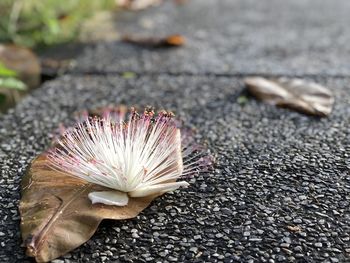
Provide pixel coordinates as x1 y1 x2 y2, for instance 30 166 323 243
0 0 117 111
0 0 115 48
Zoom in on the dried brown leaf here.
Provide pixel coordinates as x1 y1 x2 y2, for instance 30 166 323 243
19 154 159 262
0 44 41 89
244 77 334 117
122 34 185 48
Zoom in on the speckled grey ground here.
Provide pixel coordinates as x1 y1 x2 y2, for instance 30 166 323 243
76 0 350 76
1 75 350 262
1 0 350 262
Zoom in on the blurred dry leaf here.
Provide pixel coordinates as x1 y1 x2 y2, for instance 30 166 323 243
19 154 158 262
0 44 41 89
122 34 185 48
117 0 162 10
244 77 334 117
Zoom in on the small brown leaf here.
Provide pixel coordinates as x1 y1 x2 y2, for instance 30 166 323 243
244 77 334 117
19 154 159 262
287 225 302 232
122 34 185 48
0 44 41 89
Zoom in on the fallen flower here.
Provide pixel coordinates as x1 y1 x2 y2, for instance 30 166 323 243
48 107 206 206
20 107 211 262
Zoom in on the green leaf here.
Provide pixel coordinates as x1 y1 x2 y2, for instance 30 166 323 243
0 77 27 91
47 18 61 35
122 72 136 79
0 93 6 105
237 95 248 105
0 63 17 77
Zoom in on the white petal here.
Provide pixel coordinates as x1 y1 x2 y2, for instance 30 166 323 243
88 190 129 206
129 181 189 197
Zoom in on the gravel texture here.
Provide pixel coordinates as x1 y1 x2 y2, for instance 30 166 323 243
75 0 350 76
0 74 350 262
1 0 350 262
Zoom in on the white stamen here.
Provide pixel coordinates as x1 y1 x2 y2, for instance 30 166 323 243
48 109 206 206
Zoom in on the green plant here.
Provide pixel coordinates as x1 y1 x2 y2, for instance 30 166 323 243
0 62 27 108
0 0 115 48
0 62 27 90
